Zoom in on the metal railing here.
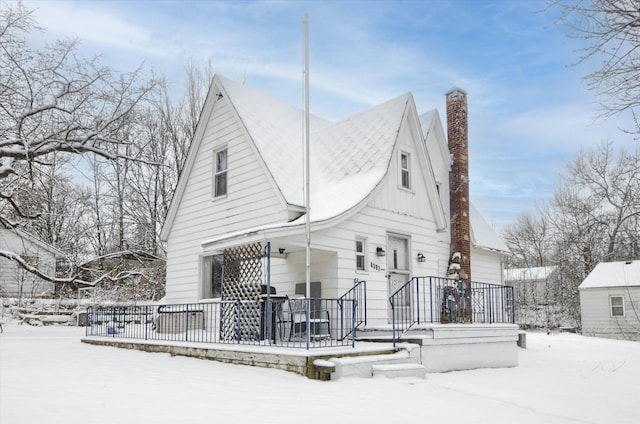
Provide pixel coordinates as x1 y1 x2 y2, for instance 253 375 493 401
390 276 515 344
86 297 356 349
337 279 367 340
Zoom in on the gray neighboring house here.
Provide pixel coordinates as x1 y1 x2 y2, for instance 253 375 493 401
0 224 62 297
579 260 640 341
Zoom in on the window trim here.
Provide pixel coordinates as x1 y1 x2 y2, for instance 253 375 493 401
610 295 625 317
355 238 367 272
200 254 224 300
213 147 228 198
399 151 411 190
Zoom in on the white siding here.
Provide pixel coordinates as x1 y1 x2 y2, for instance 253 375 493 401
165 99 288 303
369 114 443 222
309 205 449 325
580 287 640 341
269 250 338 298
471 247 504 285
0 229 56 296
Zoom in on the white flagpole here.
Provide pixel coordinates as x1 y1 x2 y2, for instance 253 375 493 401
303 13 311 348
303 13 311 301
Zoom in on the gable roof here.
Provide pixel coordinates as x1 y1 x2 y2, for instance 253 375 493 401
469 204 510 254
306 93 415 221
579 260 640 289
165 74 450 244
0 222 64 257
227 76 424 222
220 75 332 207
419 109 450 176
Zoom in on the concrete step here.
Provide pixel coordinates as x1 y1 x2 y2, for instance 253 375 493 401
329 344 422 380
372 363 426 379
355 324 435 342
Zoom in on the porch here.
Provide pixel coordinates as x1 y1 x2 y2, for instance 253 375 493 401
82 276 518 379
84 294 362 350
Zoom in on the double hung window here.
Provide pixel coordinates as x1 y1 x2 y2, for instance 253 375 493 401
400 152 411 190
214 148 228 197
610 295 624 317
355 239 366 271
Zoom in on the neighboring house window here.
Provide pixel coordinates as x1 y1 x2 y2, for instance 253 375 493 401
355 239 366 271
400 152 411 189
610 295 625 317
23 255 39 266
214 148 228 197
202 254 224 299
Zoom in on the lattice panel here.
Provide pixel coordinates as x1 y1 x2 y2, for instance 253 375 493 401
220 243 263 341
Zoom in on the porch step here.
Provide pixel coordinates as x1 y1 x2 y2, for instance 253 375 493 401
329 344 422 380
355 324 435 342
372 363 426 379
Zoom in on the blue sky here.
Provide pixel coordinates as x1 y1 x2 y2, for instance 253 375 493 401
21 0 636 230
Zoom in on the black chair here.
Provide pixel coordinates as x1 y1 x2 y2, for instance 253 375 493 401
286 295 330 341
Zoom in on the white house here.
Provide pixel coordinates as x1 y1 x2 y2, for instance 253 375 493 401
579 260 640 341
160 75 509 327
0 223 61 297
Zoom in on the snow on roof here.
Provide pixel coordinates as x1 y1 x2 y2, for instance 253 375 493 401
307 94 410 221
504 266 557 282
220 76 332 207
0 222 64 257
222 75 410 222
469 204 510 254
579 260 640 289
418 109 437 131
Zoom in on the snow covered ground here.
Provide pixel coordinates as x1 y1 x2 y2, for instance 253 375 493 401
1 324 639 424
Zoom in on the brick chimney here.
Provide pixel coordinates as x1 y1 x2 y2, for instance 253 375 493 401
446 87 471 284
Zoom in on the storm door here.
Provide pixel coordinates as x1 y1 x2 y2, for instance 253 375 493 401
387 235 411 323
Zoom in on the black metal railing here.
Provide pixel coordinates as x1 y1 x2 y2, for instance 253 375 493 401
337 279 367 340
390 276 515 344
86 297 356 349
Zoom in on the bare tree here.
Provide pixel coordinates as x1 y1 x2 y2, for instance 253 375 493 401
553 0 640 134
504 140 640 326
0 2 159 286
503 212 552 268
563 140 640 261
122 62 213 256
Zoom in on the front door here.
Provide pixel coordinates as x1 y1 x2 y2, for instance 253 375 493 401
387 235 410 323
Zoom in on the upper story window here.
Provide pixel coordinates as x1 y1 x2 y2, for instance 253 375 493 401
400 152 411 190
214 147 228 197
610 295 624 317
355 238 366 271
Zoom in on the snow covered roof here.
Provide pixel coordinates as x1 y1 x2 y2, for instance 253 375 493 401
221 76 412 222
470 204 510 254
579 260 640 289
504 266 557 282
167 75 499 249
0 222 64 257
220 76 331 207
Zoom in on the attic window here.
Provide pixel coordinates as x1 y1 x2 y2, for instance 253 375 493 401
214 147 228 197
400 152 411 189
610 296 624 317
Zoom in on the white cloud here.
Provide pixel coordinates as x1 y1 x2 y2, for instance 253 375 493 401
25 0 181 59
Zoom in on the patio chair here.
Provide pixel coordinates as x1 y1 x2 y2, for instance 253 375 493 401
285 295 330 341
